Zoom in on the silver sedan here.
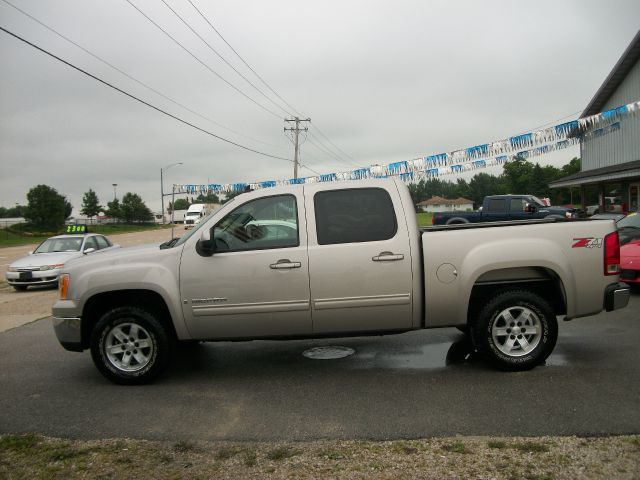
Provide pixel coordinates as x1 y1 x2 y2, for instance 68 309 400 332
5 233 119 291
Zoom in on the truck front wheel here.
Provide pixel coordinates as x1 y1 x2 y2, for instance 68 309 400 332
472 290 557 371
90 306 172 385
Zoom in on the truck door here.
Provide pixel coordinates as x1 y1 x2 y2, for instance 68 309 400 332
508 197 531 220
179 191 311 339
483 197 509 221
304 184 414 333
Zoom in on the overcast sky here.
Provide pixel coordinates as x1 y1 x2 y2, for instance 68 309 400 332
1 0 639 213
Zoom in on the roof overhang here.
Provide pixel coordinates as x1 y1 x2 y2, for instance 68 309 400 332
549 160 640 188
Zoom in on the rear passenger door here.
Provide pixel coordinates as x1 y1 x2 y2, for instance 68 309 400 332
483 198 509 221
304 184 414 334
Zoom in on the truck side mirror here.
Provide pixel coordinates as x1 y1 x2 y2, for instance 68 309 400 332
196 229 215 257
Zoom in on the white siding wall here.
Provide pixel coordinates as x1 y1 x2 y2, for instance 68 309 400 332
582 60 640 171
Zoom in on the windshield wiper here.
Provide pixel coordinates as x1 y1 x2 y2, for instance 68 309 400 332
160 238 180 249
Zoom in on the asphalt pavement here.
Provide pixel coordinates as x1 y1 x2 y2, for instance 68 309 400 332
0 290 638 442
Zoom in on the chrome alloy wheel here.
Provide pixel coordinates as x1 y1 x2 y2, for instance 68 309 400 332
104 323 154 372
491 306 542 357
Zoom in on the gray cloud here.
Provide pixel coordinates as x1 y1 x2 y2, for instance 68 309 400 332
1 0 639 212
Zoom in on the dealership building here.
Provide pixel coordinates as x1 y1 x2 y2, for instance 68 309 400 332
550 30 640 213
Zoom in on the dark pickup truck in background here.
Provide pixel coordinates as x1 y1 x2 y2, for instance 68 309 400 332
432 195 581 225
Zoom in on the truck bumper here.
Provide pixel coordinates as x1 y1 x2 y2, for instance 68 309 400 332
52 299 84 352
53 317 83 351
604 282 630 312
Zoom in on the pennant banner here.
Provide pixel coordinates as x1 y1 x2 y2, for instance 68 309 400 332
173 100 639 195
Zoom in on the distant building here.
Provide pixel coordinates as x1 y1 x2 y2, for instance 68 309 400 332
550 30 640 213
417 196 473 213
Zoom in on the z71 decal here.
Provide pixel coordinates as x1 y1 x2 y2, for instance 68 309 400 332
572 237 603 248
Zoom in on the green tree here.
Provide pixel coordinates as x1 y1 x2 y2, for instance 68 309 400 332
561 157 581 176
171 198 190 212
120 193 153 223
502 156 534 194
196 192 220 203
454 178 471 200
80 189 102 219
468 172 504 208
0 205 26 218
222 190 247 204
105 199 122 221
23 184 70 230
529 163 548 198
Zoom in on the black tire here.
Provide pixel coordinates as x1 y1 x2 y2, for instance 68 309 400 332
472 290 557 371
12 285 28 291
90 306 172 385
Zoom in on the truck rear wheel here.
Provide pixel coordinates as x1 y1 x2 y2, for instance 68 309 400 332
90 306 172 385
472 290 557 371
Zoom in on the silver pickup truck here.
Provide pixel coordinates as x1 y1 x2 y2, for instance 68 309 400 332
52 179 630 384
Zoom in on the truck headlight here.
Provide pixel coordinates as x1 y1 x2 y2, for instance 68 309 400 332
7 266 18 272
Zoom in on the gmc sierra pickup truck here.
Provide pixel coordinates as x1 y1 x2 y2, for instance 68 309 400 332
432 194 580 225
52 179 630 384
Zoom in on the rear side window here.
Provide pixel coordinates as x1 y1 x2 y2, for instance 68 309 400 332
487 199 507 212
314 188 397 245
95 236 110 249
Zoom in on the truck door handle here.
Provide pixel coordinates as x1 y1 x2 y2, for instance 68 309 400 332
270 259 302 269
372 251 404 262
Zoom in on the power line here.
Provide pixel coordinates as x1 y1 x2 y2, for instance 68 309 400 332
306 135 350 164
185 0 358 166
124 0 284 120
0 0 288 152
0 25 295 163
160 0 292 118
186 0 301 118
307 130 361 168
310 123 357 162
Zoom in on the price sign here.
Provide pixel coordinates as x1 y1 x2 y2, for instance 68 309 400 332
65 225 88 234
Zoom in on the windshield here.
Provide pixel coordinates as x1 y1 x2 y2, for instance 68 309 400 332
529 196 547 208
617 212 640 229
34 237 83 253
186 212 200 217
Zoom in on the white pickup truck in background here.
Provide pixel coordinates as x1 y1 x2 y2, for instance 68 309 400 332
52 179 630 384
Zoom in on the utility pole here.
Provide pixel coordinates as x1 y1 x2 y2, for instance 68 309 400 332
284 117 310 179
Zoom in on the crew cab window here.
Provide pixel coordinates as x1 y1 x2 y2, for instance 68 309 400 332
487 199 507 212
314 188 397 245
213 195 298 252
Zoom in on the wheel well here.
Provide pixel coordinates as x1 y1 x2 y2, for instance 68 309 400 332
446 218 469 225
81 290 176 348
467 267 566 324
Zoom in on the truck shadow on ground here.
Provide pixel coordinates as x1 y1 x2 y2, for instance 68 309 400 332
167 332 491 383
